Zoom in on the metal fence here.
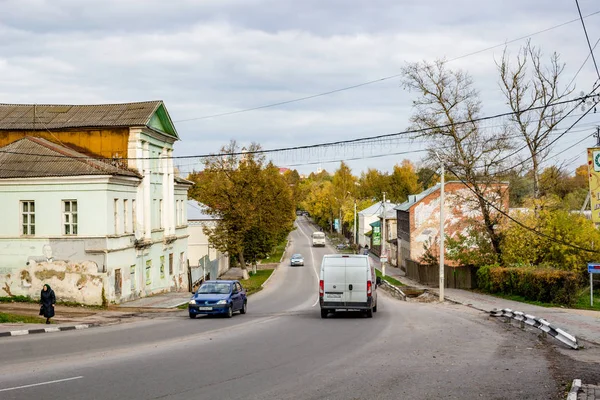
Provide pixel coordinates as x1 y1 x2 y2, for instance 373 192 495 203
405 260 479 289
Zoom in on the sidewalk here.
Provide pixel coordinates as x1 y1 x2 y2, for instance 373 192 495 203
368 254 600 345
0 291 191 337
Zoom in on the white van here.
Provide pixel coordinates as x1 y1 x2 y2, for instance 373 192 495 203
319 254 380 318
311 231 326 247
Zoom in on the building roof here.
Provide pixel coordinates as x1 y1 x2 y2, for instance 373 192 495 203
0 100 178 138
0 137 141 179
395 184 441 211
187 200 219 221
358 201 383 217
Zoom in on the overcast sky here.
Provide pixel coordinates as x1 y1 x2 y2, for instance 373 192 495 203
1 0 599 176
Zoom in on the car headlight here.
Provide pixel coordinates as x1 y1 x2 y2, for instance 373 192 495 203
188 299 196 305
216 300 228 305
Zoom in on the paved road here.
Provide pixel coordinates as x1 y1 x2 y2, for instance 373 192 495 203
0 218 567 399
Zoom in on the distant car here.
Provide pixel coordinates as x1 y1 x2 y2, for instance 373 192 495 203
296 210 303 216
290 253 304 266
188 280 247 319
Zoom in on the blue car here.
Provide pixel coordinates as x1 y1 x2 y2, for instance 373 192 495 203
188 280 247 319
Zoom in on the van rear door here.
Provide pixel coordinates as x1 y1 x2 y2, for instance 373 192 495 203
323 261 345 302
344 257 368 303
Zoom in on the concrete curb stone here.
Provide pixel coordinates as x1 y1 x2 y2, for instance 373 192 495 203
0 322 101 338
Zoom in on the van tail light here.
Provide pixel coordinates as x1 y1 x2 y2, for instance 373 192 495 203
367 281 372 297
319 280 324 297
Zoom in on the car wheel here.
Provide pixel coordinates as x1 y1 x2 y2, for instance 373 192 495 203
189 313 196 319
320 309 328 319
240 301 247 314
226 305 233 318
373 304 377 313
366 308 373 318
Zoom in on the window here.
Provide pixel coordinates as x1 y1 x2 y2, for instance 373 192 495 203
132 200 137 233
21 201 35 236
114 199 119 234
63 200 78 235
124 199 129 233
159 199 163 229
169 253 173 275
153 199 157 229
130 265 136 291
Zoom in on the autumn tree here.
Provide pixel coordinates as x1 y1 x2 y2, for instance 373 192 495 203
358 168 388 201
332 162 358 236
501 198 600 279
243 163 295 272
402 59 513 257
301 180 336 232
189 141 294 279
497 41 573 199
387 160 422 203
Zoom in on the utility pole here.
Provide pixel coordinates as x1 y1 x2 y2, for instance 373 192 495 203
439 161 445 302
353 199 357 248
381 192 386 277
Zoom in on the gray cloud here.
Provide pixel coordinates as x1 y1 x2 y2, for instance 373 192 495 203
0 0 599 176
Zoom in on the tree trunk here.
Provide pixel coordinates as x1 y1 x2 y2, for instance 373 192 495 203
238 252 250 280
532 155 540 200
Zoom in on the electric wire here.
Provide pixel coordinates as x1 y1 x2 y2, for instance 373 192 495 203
173 10 600 123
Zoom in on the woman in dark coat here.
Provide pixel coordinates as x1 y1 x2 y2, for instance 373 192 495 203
40 284 56 324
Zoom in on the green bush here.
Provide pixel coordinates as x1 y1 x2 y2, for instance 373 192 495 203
477 265 579 306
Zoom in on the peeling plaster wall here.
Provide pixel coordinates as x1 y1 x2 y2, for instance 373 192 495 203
408 183 509 263
1 260 106 305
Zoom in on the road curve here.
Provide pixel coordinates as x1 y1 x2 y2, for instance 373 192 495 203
0 218 561 399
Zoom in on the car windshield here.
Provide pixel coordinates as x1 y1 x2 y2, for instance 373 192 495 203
292 254 302 259
197 283 231 294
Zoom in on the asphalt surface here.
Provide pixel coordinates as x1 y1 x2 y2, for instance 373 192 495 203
0 218 566 399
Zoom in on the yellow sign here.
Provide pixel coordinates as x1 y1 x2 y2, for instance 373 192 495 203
587 148 600 223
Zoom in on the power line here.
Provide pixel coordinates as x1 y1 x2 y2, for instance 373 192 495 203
575 0 600 80
1 93 596 163
174 10 600 123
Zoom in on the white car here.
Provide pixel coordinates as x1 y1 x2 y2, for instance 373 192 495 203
290 253 304 266
319 254 380 318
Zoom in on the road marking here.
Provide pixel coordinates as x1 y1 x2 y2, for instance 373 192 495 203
295 220 321 307
0 376 83 392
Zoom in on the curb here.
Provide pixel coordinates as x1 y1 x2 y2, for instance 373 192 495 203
0 323 101 338
261 239 289 289
261 267 278 288
380 281 407 300
567 379 581 400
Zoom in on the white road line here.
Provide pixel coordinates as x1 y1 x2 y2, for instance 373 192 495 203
0 376 83 392
295 219 321 307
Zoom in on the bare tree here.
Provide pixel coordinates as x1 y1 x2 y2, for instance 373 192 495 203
402 59 513 257
497 40 573 199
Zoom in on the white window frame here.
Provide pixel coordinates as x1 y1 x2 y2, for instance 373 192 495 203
21 200 35 236
63 200 78 235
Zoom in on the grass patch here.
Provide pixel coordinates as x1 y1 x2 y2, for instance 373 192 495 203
244 269 275 295
376 269 405 287
260 241 288 264
0 295 34 303
0 312 47 324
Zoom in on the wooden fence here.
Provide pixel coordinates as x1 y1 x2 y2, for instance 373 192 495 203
405 260 479 289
